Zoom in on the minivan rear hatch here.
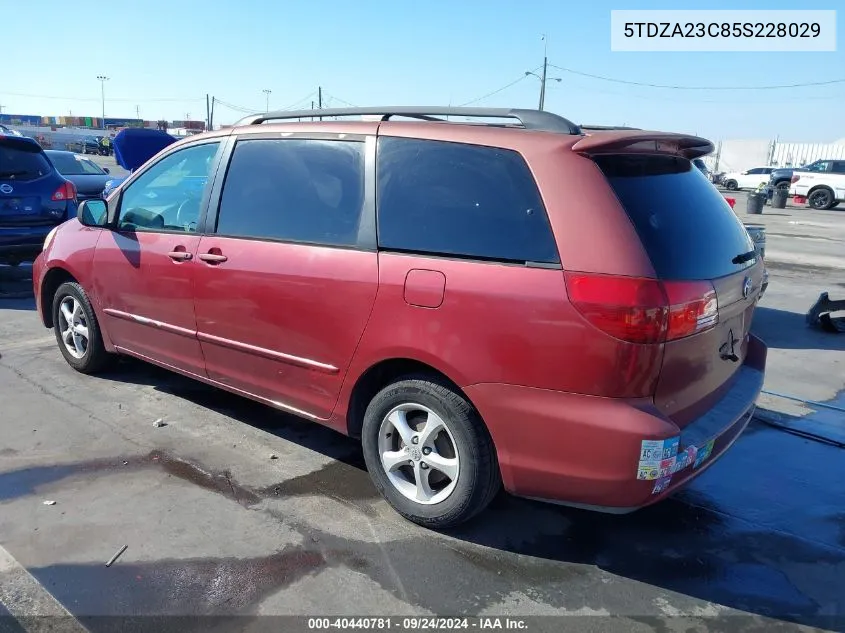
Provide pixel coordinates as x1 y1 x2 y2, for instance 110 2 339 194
592 152 763 427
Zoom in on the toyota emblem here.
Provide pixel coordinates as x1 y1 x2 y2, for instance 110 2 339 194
742 276 752 299
0 184 13 194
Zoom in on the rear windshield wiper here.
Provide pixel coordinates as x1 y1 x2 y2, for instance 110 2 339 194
732 250 757 264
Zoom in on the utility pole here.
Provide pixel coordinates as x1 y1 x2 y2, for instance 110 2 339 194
206 94 210 131
96 75 109 129
539 54 547 110
263 89 271 112
209 97 215 130
526 35 560 112
318 86 322 121
135 105 140 120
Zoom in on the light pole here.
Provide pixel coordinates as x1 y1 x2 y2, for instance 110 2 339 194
263 89 271 112
96 75 109 129
525 69 561 111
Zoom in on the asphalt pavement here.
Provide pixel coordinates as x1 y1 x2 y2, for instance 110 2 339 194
0 186 843 633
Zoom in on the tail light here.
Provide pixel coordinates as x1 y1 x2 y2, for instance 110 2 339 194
564 272 718 345
724 196 736 209
791 175 800 184
51 180 77 201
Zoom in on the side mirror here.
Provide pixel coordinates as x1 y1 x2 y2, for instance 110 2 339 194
103 167 110 174
77 199 109 227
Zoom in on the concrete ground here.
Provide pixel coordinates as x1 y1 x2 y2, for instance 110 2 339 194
0 184 843 632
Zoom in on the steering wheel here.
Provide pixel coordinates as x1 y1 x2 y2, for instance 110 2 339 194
175 197 199 231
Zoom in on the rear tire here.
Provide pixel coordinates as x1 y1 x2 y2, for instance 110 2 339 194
361 375 501 529
52 281 114 374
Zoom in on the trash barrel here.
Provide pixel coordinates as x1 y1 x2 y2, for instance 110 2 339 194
771 187 788 209
747 192 766 215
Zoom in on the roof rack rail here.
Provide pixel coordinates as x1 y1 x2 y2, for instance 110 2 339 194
234 107 583 135
581 125 642 131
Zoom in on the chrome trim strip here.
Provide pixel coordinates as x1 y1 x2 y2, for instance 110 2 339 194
103 308 338 374
113 346 323 420
103 308 196 338
196 331 339 374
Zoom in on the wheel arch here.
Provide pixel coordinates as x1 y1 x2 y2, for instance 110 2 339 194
345 357 476 440
39 267 79 328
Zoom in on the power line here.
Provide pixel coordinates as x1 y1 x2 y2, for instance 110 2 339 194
213 98 258 114
548 64 845 91
281 91 318 110
457 71 538 107
321 92 358 108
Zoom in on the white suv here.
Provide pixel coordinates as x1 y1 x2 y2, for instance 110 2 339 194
723 166 777 191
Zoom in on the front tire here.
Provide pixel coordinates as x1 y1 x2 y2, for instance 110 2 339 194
724 180 738 191
361 376 501 529
52 281 113 374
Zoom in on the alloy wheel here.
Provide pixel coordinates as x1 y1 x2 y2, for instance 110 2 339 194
377 403 460 505
58 296 89 359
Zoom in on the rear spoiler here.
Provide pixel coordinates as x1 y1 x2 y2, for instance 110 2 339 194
572 131 714 159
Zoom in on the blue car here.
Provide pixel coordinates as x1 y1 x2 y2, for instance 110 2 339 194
1 133 77 265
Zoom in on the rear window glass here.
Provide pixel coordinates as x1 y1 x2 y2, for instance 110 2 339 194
377 137 559 264
48 153 104 175
0 142 51 182
596 154 755 280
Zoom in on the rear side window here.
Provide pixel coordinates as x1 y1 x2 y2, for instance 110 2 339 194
377 137 559 264
596 154 755 281
216 139 365 247
0 142 51 182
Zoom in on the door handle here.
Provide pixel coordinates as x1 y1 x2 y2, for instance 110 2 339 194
167 251 192 261
198 253 228 264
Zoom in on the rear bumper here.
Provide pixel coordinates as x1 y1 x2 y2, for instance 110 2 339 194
0 225 55 261
465 334 767 512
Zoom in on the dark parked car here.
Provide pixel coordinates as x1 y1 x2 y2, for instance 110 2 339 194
66 136 103 155
33 107 766 528
1 134 76 265
766 159 845 197
45 151 112 201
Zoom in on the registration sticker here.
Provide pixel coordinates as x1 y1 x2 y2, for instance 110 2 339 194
658 457 676 478
661 437 680 460
637 466 660 481
693 440 716 469
672 446 698 474
638 437 681 479
652 476 672 495
639 440 665 465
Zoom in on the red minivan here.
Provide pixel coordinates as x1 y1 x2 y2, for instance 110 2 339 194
33 107 766 528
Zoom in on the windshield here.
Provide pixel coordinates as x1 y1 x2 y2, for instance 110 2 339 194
48 152 106 175
596 154 755 281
